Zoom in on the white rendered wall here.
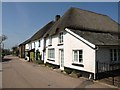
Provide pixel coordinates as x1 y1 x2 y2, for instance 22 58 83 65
25 44 29 50
31 39 45 60
45 34 64 65
64 31 96 73
45 30 96 74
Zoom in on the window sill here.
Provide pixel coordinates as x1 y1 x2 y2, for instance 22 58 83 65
48 45 52 46
72 63 84 67
47 59 55 62
110 61 120 65
57 43 63 46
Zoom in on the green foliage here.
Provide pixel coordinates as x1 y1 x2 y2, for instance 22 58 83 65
72 69 80 74
3 49 12 55
36 50 41 60
72 69 81 77
45 62 59 69
45 62 53 67
36 59 44 64
35 50 44 64
12 45 19 56
64 67 73 74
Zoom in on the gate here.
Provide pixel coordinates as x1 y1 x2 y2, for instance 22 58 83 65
96 61 120 87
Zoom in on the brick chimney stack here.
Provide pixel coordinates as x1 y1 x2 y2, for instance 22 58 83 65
55 15 60 21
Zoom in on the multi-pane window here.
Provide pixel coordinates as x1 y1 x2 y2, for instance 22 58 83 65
73 50 83 63
48 48 55 59
110 49 120 62
59 32 63 43
38 40 41 47
49 36 52 45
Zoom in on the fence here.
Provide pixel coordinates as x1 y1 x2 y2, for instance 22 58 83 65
96 61 120 88
96 61 120 73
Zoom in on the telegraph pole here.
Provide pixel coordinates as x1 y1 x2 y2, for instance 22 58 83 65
0 35 7 61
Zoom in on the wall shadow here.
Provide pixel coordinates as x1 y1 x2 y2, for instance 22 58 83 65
96 69 120 80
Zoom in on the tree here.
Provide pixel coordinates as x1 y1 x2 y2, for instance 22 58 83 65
0 35 7 43
0 35 7 59
12 45 19 56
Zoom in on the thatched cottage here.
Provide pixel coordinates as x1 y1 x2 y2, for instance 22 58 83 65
44 7 120 79
19 7 120 79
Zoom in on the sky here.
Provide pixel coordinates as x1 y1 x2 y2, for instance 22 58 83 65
0 2 2 37
2 2 119 49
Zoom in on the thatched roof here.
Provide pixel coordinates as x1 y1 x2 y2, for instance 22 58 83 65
48 7 119 36
69 28 120 46
19 38 31 46
19 21 54 46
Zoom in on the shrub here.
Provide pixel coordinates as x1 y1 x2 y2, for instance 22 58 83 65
45 62 59 69
64 67 73 74
36 59 44 64
72 69 80 74
72 70 81 77
45 62 53 67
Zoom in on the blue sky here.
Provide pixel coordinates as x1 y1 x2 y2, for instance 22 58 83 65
2 2 118 49
0 2 2 36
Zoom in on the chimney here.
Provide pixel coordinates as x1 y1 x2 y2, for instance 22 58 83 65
55 15 60 21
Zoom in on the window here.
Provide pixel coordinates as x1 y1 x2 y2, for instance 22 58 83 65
48 48 55 59
30 44 32 49
34 42 35 48
59 32 63 43
110 49 120 62
49 36 52 45
38 40 41 47
73 50 83 63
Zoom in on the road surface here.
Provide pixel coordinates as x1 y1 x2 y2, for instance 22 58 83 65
2 55 118 89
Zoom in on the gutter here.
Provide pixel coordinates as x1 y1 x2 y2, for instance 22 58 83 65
65 28 97 50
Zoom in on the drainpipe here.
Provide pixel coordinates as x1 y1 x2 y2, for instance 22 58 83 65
94 46 99 80
89 74 92 80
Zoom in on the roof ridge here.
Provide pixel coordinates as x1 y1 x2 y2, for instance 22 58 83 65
69 7 108 17
33 21 54 35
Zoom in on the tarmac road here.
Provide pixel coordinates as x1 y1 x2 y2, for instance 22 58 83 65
2 55 119 89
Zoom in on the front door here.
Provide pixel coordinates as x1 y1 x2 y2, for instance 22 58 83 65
59 49 64 70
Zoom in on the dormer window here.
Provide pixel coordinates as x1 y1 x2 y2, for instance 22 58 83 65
59 32 63 43
49 36 52 45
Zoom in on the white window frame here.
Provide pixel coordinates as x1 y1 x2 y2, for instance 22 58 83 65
58 32 63 44
110 49 120 62
48 48 55 59
73 50 83 64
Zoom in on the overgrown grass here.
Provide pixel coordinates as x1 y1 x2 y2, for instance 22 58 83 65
36 60 44 64
45 62 59 69
64 67 73 74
